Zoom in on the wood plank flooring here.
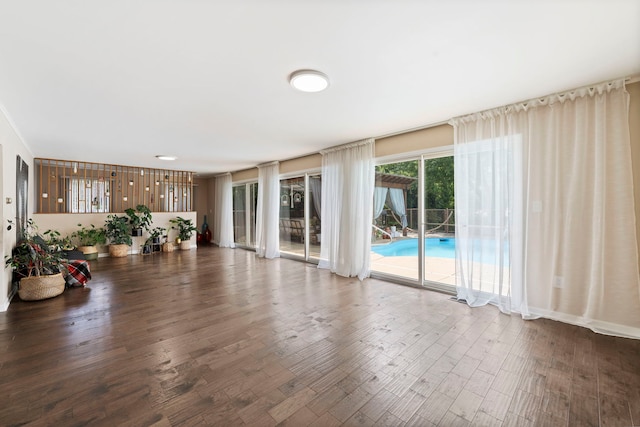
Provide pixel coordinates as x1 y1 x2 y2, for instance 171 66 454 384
1 246 639 426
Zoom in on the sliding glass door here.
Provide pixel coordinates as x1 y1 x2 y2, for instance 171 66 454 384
371 160 419 280
278 174 322 261
422 155 455 287
370 152 455 290
232 182 258 248
279 177 306 257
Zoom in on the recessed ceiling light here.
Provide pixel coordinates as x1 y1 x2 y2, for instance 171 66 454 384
156 155 177 161
289 70 329 93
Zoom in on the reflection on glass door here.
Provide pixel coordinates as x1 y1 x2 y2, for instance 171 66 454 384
233 182 258 248
279 177 305 257
276 174 322 260
308 175 322 259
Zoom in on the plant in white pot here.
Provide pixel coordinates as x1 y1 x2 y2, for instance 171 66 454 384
169 217 197 250
104 214 132 257
71 224 106 260
4 219 66 301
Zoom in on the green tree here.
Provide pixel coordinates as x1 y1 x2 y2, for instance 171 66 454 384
424 157 454 209
376 157 454 210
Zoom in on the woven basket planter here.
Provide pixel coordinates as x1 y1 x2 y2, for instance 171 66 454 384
78 245 99 261
162 242 175 252
109 244 129 257
18 273 65 301
179 241 191 250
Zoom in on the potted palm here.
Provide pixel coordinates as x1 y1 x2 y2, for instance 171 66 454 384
125 204 153 236
72 223 106 260
169 217 197 250
104 214 132 257
4 219 66 300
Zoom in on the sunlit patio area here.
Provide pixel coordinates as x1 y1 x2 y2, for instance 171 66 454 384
280 235 458 287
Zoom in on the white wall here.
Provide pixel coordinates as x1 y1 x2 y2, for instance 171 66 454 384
1 106 34 311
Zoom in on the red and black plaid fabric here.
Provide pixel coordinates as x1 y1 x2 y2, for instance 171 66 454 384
64 260 91 287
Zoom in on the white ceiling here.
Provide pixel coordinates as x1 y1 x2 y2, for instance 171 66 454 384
1 0 639 176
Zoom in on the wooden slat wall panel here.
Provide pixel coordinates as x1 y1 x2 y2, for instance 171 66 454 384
34 158 194 213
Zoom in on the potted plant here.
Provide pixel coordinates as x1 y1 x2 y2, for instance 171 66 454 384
125 204 152 236
4 219 66 300
141 237 154 255
169 216 197 250
42 229 73 252
71 223 107 261
149 227 165 252
104 214 132 257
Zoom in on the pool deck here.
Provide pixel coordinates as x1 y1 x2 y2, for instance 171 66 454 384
280 234 457 286
370 252 456 285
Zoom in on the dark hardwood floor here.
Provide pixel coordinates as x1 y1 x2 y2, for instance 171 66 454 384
1 246 639 426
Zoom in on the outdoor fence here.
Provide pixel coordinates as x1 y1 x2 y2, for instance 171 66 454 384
379 208 455 234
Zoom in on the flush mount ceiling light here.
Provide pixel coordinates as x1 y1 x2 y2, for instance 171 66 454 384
289 70 329 93
156 155 177 161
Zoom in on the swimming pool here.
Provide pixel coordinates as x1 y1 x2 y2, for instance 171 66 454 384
372 238 455 258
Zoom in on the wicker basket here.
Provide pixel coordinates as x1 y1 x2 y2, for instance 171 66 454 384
18 273 65 301
162 242 175 252
109 244 129 257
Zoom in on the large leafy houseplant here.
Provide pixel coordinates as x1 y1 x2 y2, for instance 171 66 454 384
72 223 107 260
169 217 197 250
104 215 132 257
104 215 133 245
125 204 152 236
4 219 66 300
169 217 197 241
72 223 107 246
4 220 64 278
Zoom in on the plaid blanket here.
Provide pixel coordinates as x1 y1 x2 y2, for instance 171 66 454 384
64 260 91 287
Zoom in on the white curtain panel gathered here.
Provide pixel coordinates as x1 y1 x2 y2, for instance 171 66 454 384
318 139 375 280
388 188 408 229
373 187 388 221
213 173 236 248
256 161 280 259
451 79 640 337
309 177 322 220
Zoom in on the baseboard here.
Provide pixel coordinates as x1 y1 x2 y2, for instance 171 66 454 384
0 286 15 312
528 307 640 339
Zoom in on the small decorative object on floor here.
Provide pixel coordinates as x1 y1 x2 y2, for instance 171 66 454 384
64 260 91 287
202 215 212 244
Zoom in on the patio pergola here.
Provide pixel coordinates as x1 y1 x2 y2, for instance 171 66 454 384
374 173 417 231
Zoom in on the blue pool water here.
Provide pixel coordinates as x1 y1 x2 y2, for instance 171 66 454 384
372 238 455 258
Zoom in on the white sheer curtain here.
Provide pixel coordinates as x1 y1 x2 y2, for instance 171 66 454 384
309 177 322 219
373 187 388 221
213 173 235 248
318 139 375 280
255 161 280 258
452 79 640 337
387 188 408 228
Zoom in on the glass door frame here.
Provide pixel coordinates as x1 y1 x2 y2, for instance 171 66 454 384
420 149 455 293
232 180 257 250
278 171 321 263
370 147 454 294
